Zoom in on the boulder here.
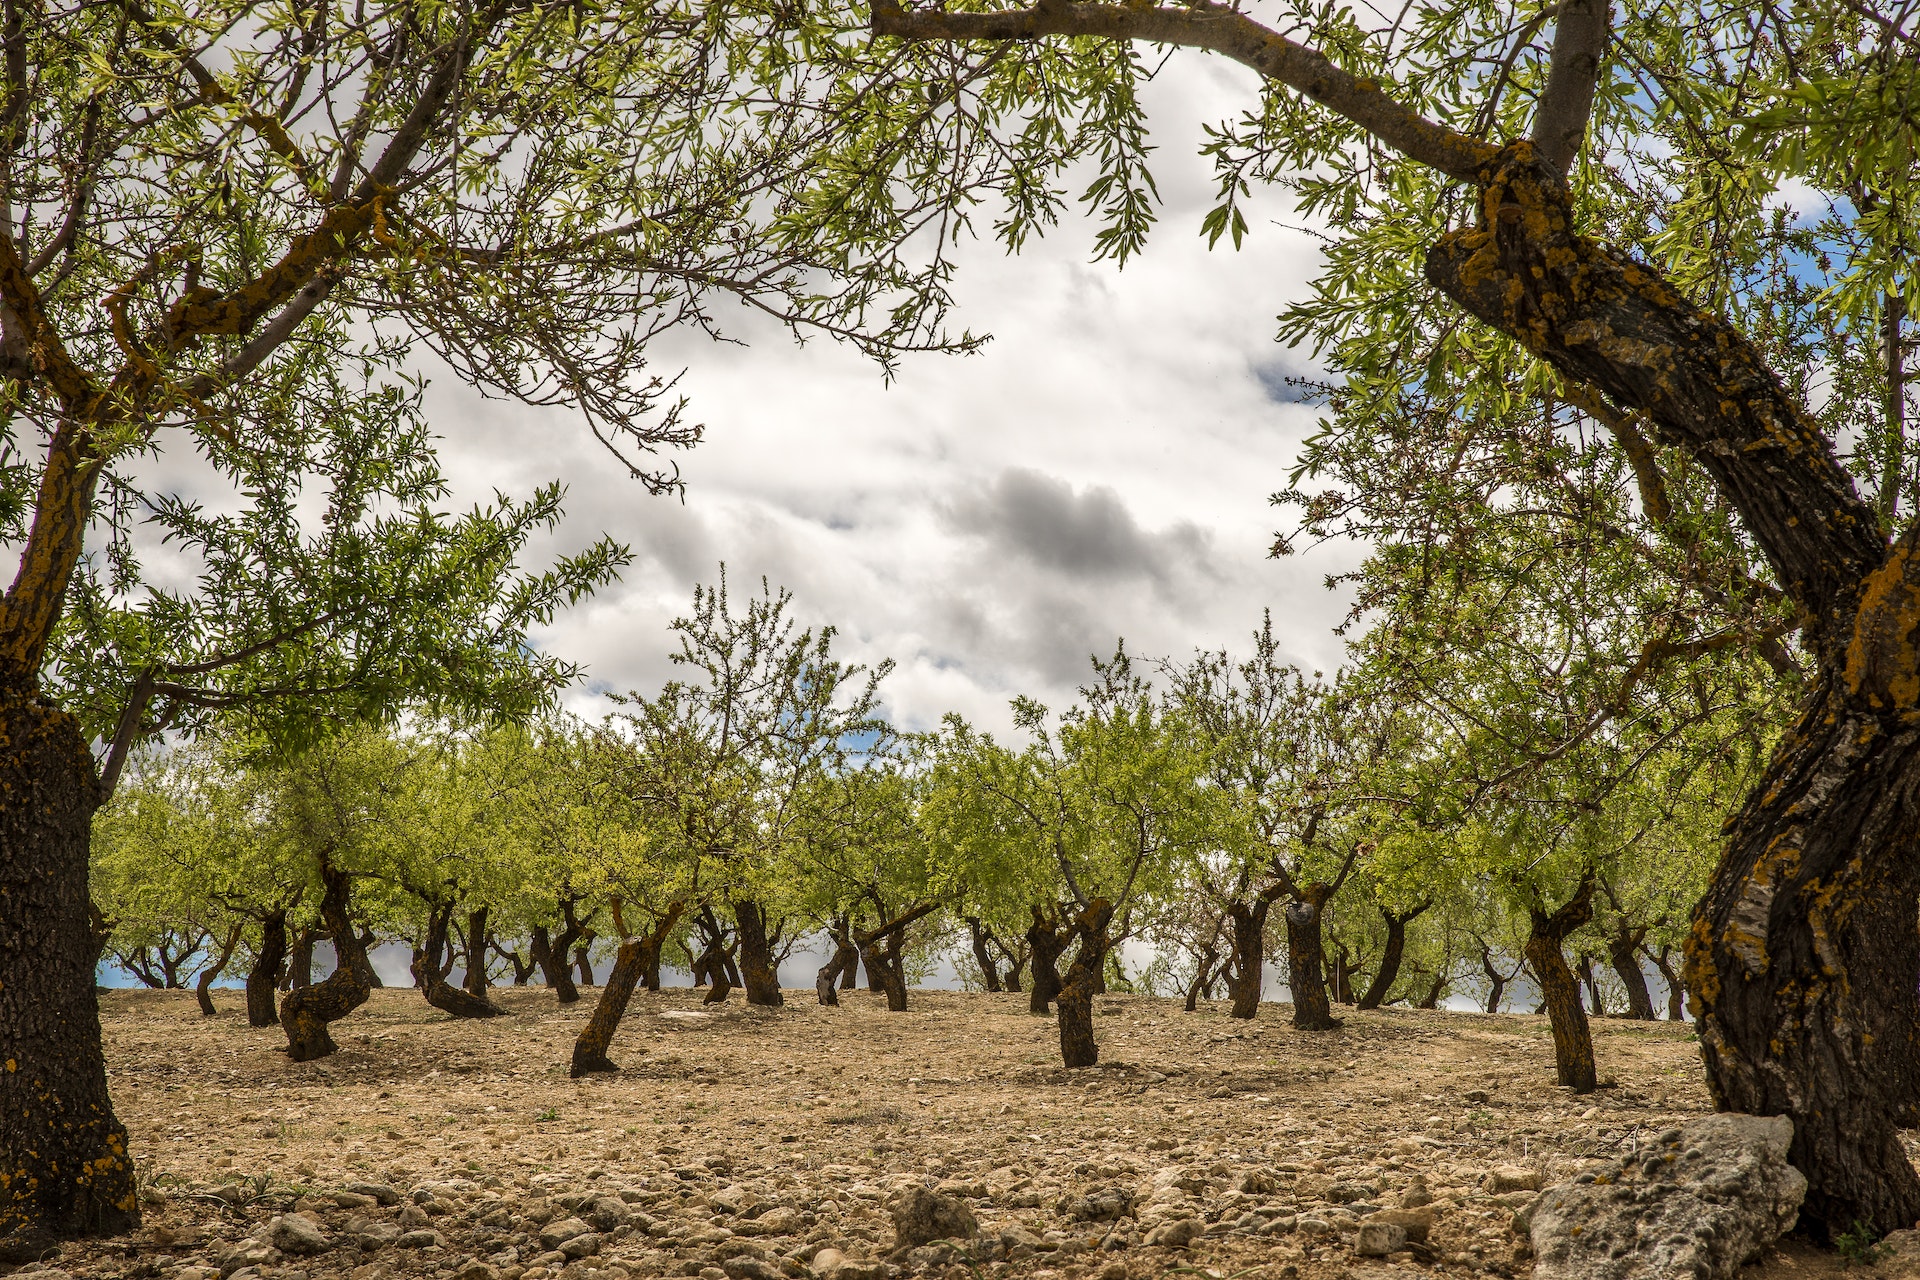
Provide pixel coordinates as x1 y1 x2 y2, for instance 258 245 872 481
539 1217 594 1250
1526 1113 1806 1280
890 1188 977 1248
559 1231 603 1259
263 1214 331 1256
1483 1166 1541 1195
395 1230 444 1250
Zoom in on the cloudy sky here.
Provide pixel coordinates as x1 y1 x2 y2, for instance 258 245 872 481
426 52 1361 737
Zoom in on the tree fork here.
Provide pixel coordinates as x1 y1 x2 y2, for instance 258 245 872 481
1524 877 1597 1093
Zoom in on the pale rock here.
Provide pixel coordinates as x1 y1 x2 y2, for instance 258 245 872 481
1353 1222 1407 1257
1526 1113 1806 1280
1483 1166 1541 1195
736 1207 802 1237
220 1237 278 1273
1876 1229 1920 1279
809 1246 848 1276
541 1219 594 1250
1363 1208 1435 1244
264 1214 332 1256
1295 1217 1335 1240
722 1258 784 1280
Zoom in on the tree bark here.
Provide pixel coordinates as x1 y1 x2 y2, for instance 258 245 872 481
356 926 383 987
0 689 138 1256
1357 900 1431 1010
246 911 290 1026
1607 924 1656 1020
1225 893 1277 1019
571 904 682 1076
287 927 317 989
965 917 1003 992
462 907 491 999
411 904 504 1019
279 863 375 1061
1645 944 1686 1021
1575 952 1606 1017
1524 879 1597 1093
1283 890 1341 1031
194 924 243 1016
732 899 784 1006
573 937 595 987
1025 905 1066 1013
1478 942 1509 1015
532 923 579 1003
1056 899 1113 1068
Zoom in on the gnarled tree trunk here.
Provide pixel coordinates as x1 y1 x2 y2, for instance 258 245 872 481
1055 899 1114 1068
1025 905 1066 1013
412 904 504 1019
245 909 289 1028
0 690 138 1257
195 924 243 1016
1425 142 1920 1235
1357 900 1431 1011
462 907 491 999
733 899 783 1006
1606 923 1656 1020
573 904 684 1076
965 916 1003 991
1283 888 1341 1031
1523 878 1596 1093
1225 892 1278 1019
280 863 375 1061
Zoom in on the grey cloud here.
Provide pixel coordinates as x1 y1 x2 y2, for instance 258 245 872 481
941 468 1217 590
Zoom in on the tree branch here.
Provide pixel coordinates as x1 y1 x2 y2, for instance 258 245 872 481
1531 0 1609 175
869 0 1497 182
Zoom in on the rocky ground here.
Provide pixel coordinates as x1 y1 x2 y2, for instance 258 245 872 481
13 986 1916 1280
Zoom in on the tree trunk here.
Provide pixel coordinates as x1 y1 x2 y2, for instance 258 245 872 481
1416 970 1445 1009
1523 879 1597 1093
194 924 243 1016
1607 924 1656 1020
532 922 580 1004
997 936 1027 993
462 907 491 999
1055 899 1113 1068
246 910 288 1028
1646 945 1686 1021
287 927 317 989
279 863 375 1061
412 904 504 1019
356 926 383 987
1687 673 1920 1236
1478 944 1508 1015
1283 890 1341 1031
965 917 1003 991
1225 895 1274 1020
573 937 595 987
1425 144 1920 1235
1025 906 1066 1013
572 905 682 1077
732 899 783 1006
1575 952 1606 1017
1358 900 1431 1010
0 690 138 1256
1331 942 1357 1004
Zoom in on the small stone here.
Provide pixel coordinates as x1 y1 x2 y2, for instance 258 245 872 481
1097 1264 1127 1280
809 1247 847 1277
1353 1222 1406 1257
1327 1181 1378 1204
890 1188 977 1249
1142 1220 1201 1249
560 1232 604 1259
1057 1188 1133 1223
833 1263 888 1280
454 1264 498 1280
541 1219 594 1250
736 1207 802 1238
1878 1229 1920 1280
1363 1208 1435 1244
265 1214 332 1256
1295 1217 1334 1240
221 1238 278 1272
396 1230 445 1249
335 1192 378 1210
1483 1166 1541 1195
343 1183 404 1206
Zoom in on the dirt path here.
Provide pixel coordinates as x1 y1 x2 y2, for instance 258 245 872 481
11 987 1895 1280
